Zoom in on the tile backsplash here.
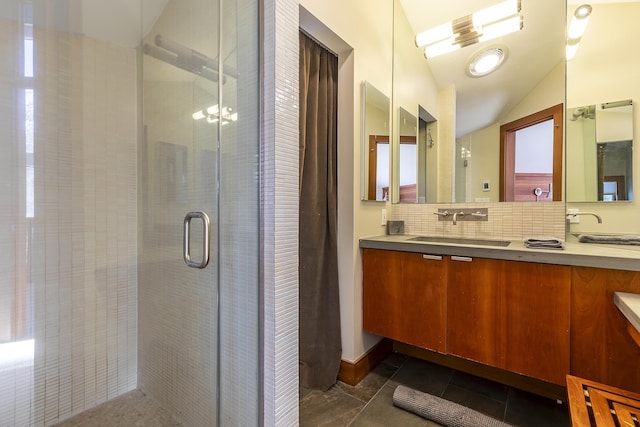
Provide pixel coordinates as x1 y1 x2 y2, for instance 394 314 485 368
389 202 566 242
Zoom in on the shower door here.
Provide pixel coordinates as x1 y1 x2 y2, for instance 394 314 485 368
0 0 259 424
139 0 260 426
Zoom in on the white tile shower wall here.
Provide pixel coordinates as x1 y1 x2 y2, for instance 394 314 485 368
0 23 137 427
262 0 300 425
389 202 566 242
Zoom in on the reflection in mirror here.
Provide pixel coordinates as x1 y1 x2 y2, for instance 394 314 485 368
361 81 391 201
393 0 565 203
499 104 563 202
566 100 633 202
397 106 437 203
418 107 437 203
398 107 417 202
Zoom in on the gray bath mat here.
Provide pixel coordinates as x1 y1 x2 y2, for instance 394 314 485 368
392 385 514 427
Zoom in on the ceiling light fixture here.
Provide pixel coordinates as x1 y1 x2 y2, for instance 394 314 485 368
192 104 239 124
566 4 592 60
467 46 507 77
415 0 523 59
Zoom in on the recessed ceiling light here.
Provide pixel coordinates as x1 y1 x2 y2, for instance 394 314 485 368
566 4 592 60
466 47 507 77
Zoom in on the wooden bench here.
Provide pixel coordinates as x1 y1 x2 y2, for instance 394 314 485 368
567 375 640 426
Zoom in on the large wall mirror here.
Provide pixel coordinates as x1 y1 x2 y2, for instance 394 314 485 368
391 0 565 203
397 107 417 202
566 1 638 206
361 81 391 201
566 100 634 202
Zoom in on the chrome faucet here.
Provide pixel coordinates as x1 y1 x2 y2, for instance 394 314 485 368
433 211 450 218
566 211 603 224
452 211 465 225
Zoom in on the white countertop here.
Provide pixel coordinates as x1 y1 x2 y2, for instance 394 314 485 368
614 292 640 334
359 234 640 272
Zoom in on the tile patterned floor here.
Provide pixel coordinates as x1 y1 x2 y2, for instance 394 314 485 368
52 390 181 427
300 354 571 427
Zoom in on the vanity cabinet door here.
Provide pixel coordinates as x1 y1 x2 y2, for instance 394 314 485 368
571 267 640 394
447 257 502 368
362 248 447 353
502 261 570 385
447 257 571 385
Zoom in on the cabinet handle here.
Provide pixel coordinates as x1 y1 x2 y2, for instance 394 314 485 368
451 256 472 262
422 254 443 261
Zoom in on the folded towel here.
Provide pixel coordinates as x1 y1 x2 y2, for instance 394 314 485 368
578 234 640 245
523 236 564 250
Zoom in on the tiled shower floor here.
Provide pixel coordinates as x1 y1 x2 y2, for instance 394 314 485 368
52 390 181 427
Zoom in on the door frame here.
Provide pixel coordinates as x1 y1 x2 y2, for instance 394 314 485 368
499 104 564 201
368 135 389 200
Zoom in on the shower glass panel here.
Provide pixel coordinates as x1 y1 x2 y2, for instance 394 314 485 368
140 0 260 425
0 0 259 425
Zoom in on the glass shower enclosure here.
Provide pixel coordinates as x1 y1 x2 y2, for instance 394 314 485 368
0 0 260 425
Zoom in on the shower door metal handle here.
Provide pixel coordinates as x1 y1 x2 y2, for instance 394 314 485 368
183 211 211 269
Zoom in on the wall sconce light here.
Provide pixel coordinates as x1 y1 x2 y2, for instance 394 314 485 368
566 4 592 60
415 0 523 59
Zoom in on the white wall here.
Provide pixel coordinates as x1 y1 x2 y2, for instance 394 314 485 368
567 2 640 233
502 61 565 124
457 123 500 202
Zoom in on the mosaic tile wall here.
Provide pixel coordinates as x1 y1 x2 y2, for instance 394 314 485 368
390 202 567 242
262 0 301 425
0 25 138 426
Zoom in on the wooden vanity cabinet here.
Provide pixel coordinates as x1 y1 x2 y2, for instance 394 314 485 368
448 257 571 385
362 247 640 393
571 267 640 394
363 249 571 386
362 248 447 353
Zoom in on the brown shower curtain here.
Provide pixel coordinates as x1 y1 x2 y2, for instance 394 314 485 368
298 31 341 391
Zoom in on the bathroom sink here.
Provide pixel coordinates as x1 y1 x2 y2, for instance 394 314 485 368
408 236 511 247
